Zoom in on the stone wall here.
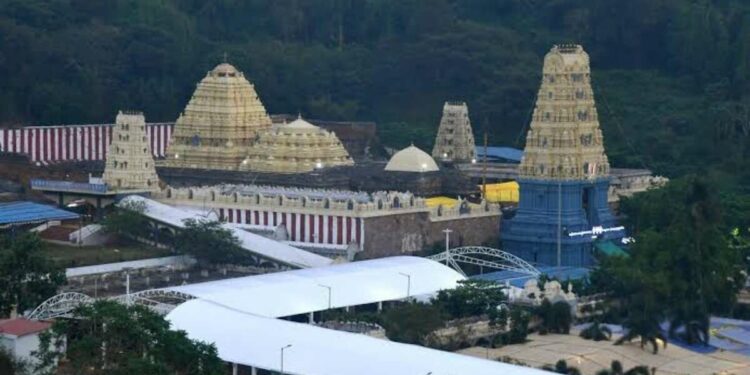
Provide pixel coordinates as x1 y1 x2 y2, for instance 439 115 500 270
359 210 501 259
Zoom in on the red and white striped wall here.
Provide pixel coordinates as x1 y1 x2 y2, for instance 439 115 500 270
0 123 174 163
218 207 363 248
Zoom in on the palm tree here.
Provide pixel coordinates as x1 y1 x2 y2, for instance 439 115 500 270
580 321 613 341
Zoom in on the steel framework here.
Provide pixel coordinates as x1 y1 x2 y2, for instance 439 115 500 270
428 246 541 277
26 292 95 320
26 289 196 320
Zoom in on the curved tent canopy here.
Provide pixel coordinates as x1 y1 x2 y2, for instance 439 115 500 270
166 256 465 317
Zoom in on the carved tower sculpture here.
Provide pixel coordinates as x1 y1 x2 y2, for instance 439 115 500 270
162 63 272 170
102 111 160 191
501 45 623 267
432 101 476 163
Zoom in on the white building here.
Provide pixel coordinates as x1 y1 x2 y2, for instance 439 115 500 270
0 318 52 365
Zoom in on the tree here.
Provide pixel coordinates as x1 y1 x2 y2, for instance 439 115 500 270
379 302 444 345
432 279 506 320
595 360 651 375
542 359 581 375
0 233 66 317
535 299 572 335
595 176 745 348
175 218 250 265
34 300 224 375
102 200 150 241
0 347 30 375
580 321 612 341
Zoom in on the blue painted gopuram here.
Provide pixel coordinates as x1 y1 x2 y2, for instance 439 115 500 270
501 44 624 267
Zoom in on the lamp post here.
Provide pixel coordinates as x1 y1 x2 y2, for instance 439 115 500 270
318 284 332 310
442 228 453 263
280 344 292 375
398 272 411 298
66 200 84 247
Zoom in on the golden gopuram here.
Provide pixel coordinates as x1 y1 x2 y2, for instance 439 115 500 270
162 63 272 170
102 111 160 192
519 44 610 180
242 116 353 174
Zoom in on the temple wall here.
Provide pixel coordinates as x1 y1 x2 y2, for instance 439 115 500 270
0 123 173 163
155 185 501 256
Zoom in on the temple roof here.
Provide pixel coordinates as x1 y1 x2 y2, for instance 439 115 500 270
385 145 439 173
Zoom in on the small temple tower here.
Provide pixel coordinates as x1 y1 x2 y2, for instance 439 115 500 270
432 102 476 163
102 111 160 191
162 63 272 170
501 45 623 267
241 116 354 173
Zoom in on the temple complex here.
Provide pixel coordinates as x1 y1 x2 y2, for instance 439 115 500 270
102 111 159 192
432 102 476 163
155 184 500 258
501 44 624 267
161 63 272 170
241 116 353 173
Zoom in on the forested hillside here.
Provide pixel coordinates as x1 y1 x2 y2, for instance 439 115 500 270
1 0 749 189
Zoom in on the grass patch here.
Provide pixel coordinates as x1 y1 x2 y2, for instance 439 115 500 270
42 242 173 268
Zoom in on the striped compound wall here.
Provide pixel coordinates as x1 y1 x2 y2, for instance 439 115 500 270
0 123 174 163
218 207 363 248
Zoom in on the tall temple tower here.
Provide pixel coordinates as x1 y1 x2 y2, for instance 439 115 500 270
432 102 476 163
102 111 160 192
162 63 272 170
501 45 623 267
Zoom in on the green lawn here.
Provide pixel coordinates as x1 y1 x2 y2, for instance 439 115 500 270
42 242 173 268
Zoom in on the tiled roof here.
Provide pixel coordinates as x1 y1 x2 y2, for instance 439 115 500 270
0 318 51 337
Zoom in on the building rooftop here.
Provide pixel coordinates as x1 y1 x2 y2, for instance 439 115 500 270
0 318 51 337
0 201 79 227
166 256 465 318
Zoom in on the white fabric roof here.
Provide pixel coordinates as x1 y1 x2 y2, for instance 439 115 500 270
167 256 465 317
167 299 550 375
385 145 440 173
119 195 332 269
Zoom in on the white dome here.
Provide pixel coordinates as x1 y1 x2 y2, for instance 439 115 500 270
385 145 440 173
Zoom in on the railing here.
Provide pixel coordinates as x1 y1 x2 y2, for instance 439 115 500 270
31 179 108 193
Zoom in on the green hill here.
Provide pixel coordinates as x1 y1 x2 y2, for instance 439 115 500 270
1 0 749 188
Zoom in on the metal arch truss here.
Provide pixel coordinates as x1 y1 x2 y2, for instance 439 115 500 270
428 246 541 278
109 289 195 315
26 290 196 320
26 292 94 321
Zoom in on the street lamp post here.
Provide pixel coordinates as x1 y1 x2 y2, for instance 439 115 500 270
442 228 453 265
398 272 411 298
280 344 292 375
318 284 332 310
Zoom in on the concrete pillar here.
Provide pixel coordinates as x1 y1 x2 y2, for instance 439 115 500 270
251 366 258 375
308 312 314 324
232 363 238 375
377 301 383 311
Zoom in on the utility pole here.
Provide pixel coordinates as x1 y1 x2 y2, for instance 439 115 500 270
442 228 453 264
482 132 488 200
557 180 562 267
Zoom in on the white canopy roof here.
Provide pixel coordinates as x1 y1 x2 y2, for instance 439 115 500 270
167 256 465 317
119 195 332 269
385 144 440 173
167 299 551 375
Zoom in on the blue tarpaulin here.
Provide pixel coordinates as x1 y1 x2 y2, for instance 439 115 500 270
475 146 523 163
0 201 79 226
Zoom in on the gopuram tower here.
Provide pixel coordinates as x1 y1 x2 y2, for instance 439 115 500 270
501 45 624 267
102 111 160 192
162 63 272 170
432 102 476 163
